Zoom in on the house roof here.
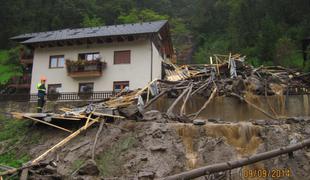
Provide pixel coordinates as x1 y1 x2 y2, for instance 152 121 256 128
11 20 168 44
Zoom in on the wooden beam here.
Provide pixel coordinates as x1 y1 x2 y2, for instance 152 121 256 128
23 115 72 133
92 119 105 160
105 37 113 43
230 93 277 120
31 119 97 164
192 87 217 119
92 112 125 119
162 138 310 180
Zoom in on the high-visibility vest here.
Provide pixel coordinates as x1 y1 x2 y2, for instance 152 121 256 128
37 83 46 96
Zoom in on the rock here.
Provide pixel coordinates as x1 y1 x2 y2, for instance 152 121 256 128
77 159 100 176
119 104 141 119
150 145 167 151
193 119 206 125
42 165 57 174
143 110 162 121
208 118 221 123
138 171 155 179
140 156 148 161
253 119 282 126
305 127 310 134
286 117 304 124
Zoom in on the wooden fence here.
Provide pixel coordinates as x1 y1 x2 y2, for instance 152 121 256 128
0 91 114 102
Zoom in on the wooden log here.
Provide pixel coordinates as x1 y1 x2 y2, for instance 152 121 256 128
19 168 28 180
144 90 168 109
230 93 277 120
92 119 105 160
51 116 82 121
166 86 191 118
23 115 72 133
191 78 211 96
84 112 93 130
192 87 217 119
162 138 310 180
180 84 193 116
31 119 97 164
92 112 125 119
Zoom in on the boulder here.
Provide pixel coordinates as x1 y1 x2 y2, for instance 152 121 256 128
193 119 206 125
149 145 167 151
143 110 162 121
77 159 100 176
138 171 155 179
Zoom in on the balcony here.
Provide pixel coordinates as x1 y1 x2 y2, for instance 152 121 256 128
20 48 34 65
8 74 31 89
66 59 106 78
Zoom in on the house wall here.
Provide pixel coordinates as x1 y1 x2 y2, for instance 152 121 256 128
30 39 163 93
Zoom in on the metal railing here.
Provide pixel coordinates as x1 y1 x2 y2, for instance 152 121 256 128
0 91 114 102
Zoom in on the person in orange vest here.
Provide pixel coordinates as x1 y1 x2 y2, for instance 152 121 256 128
36 76 47 113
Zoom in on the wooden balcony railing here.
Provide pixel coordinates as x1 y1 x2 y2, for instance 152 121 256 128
7 74 31 89
20 48 34 64
0 91 114 102
66 60 106 78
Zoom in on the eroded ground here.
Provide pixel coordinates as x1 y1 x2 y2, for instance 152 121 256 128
1 115 310 180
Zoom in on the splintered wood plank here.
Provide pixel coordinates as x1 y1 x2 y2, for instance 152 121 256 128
51 116 82 121
23 115 72 133
31 119 97 164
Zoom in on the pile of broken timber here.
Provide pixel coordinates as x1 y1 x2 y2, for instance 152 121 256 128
3 106 126 179
72 54 309 120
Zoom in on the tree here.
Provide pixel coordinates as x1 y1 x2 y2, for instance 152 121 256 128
118 9 168 23
81 14 104 28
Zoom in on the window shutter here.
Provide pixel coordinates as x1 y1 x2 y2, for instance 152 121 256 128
114 50 131 64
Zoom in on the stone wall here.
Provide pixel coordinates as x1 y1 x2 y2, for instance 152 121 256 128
0 100 92 114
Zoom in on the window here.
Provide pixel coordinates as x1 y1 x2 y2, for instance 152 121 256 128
78 52 100 61
48 84 61 94
113 81 129 92
49 55 65 68
79 83 94 93
114 50 131 64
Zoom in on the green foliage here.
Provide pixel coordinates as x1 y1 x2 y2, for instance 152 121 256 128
0 115 32 167
81 14 104 28
0 152 30 168
0 0 309 67
96 135 136 176
118 9 168 23
193 37 230 64
0 48 22 85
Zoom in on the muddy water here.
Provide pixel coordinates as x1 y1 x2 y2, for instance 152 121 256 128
150 94 310 121
174 123 262 168
204 123 262 156
176 124 199 169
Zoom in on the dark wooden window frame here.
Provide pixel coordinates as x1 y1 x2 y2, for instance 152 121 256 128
78 52 100 61
78 82 94 93
48 84 62 94
113 81 129 92
114 50 131 64
49 55 65 68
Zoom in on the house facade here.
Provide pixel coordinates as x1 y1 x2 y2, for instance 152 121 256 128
11 20 173 95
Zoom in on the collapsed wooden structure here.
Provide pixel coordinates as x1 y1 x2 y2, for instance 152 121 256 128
1 53 310 179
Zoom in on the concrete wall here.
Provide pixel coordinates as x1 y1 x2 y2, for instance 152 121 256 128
31 39 163 93
0 101 91 114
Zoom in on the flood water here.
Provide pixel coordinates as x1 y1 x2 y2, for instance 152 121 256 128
149 94 310 121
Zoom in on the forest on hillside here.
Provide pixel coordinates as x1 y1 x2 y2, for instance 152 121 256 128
0 0 310 84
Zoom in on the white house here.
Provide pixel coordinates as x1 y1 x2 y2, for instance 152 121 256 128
11 20 174 95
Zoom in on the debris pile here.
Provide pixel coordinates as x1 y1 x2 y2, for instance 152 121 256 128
2 53 310 179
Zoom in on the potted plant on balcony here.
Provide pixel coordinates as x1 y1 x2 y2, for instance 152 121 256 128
47 89 60 101
78 86 92 100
